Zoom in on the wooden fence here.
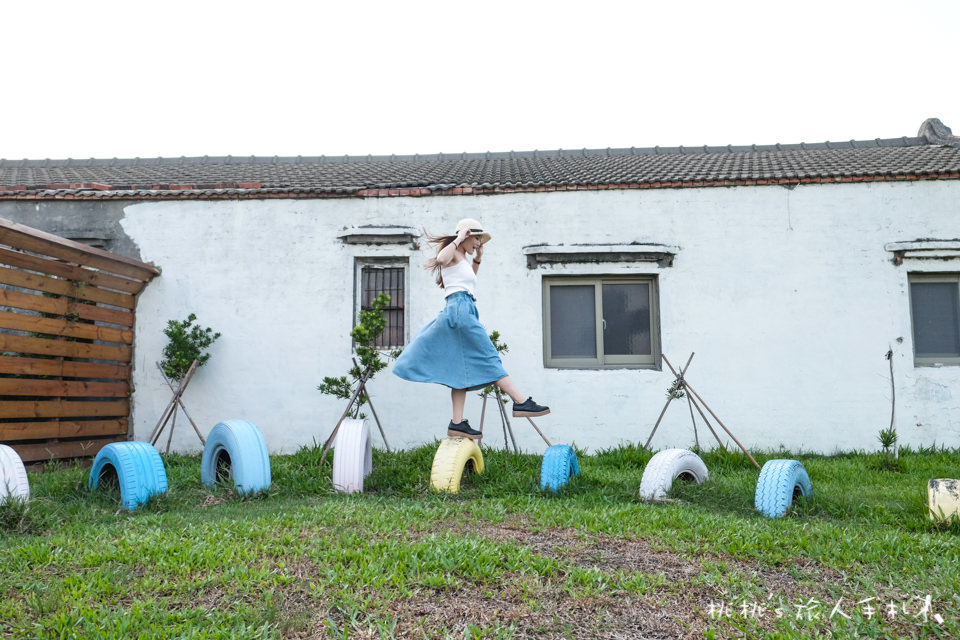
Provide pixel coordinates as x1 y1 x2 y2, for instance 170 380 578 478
0 218 159 462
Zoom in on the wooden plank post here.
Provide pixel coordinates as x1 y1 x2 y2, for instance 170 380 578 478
0 218 158 462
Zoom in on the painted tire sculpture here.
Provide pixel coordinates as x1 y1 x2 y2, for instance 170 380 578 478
430 437 484 494
638 448 709 501
88 441 168 510
755 459 812 518
332 418 373 494
201 420 272 496
0 444 30 505
540 444 580 492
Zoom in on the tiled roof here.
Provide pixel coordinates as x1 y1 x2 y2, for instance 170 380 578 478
2 120 959 200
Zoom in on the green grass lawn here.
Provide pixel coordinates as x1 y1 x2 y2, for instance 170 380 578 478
1 441 958 639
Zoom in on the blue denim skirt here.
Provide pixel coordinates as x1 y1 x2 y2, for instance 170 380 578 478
393 291 508 390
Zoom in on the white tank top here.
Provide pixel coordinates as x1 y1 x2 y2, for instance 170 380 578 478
441 258 477 298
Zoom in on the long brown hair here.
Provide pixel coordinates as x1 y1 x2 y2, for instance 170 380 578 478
423 228 457 288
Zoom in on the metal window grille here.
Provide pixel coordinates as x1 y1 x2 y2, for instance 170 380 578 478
360 266 405 348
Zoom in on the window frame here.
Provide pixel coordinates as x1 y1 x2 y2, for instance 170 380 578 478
908 272 960 366
354 258 408 350
542 275 660 369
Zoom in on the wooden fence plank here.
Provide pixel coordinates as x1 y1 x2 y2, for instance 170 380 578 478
0 399 129 419
0 265 135 309
0 218 160 284
0 218 156 461
0 309 133 344
0 246 143 294
0 334 131 362
0 354 130 380
0 288 133 327
0 379 129 398
7 437 118 463
0 419 127 441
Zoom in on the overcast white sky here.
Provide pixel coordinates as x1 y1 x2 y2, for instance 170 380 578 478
3 0 958 160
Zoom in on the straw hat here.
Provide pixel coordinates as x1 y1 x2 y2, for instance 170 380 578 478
455 218 491 244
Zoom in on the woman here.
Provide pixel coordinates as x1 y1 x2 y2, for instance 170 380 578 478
393 218 549 439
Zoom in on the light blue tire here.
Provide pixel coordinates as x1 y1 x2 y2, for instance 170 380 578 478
201 420 271 496
88 441 168 510
755 459 812 518
540 444 580 492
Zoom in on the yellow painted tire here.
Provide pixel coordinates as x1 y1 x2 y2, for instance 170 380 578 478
430 437 484 494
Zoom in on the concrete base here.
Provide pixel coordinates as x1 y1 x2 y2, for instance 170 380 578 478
928 479 960 522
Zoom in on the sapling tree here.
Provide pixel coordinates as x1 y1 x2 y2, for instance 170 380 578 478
152 314 221 450
160 313 221 381
318 292 401 418
478 330 510 403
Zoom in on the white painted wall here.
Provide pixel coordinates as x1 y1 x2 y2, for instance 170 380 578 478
120 180 960 455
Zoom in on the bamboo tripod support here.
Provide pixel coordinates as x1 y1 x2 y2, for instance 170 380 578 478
644 353 760 469
477 388 551 452
319 359 392 465
149 359 206 453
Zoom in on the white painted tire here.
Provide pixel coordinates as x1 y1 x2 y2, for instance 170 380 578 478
638 448 709 501
332 418 373 494
0 444 30 505
430 437 484 494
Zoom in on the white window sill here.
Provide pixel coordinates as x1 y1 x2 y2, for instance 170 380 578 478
885 240 960 265
522 243 678 269
338 226 420 248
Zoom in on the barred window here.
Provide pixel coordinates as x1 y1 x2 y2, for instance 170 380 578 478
359 264 406 349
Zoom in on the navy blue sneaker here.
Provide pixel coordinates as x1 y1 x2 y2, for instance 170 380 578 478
447 420 482 440
512 397 550 417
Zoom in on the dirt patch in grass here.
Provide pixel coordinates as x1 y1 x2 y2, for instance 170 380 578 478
384 582 702 639
108 519 922 639
289 580 704 639
457 520 845 599
266 520 860 638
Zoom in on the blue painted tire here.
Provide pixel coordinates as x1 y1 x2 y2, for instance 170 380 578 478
755 459 812 518
540 444 580 492
88 441 168 510
201 420 271 496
